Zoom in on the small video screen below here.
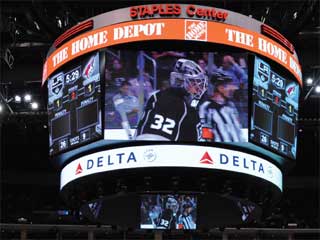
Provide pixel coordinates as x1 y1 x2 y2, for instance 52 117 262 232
140 194 197 230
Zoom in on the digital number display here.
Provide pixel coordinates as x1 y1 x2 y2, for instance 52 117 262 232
65 66 81 84
48 52 102 155
250 56 299 159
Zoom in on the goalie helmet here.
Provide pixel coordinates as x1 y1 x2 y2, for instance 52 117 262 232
170 59 208 100
165 196 179 213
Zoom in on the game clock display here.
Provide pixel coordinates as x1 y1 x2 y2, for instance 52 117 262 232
250 56 299 159
48 52 102 155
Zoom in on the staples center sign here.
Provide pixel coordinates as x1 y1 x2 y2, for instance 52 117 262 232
129 4 229 21
43 19 302 85
60 145 283 191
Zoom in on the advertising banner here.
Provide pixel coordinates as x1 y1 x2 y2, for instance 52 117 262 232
60 145 283 191
43 19 302 85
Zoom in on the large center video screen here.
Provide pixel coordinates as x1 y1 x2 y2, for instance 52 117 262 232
104 50 248 142
140 194 197 230
250 56 299 159
48 52 102 155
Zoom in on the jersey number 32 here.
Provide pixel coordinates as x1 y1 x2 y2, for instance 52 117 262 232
150 114 176 135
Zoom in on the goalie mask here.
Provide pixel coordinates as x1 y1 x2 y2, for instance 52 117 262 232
165 196 179 214
170 59 208 100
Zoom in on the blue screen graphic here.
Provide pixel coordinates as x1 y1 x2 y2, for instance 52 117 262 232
250 56 299 159
48 52 102 156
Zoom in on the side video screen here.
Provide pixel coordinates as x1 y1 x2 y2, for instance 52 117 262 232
140 194 197 230
250 56 299 159
104 49 249 143
48 52 102 155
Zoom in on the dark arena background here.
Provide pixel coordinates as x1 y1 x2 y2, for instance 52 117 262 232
0 1 319 239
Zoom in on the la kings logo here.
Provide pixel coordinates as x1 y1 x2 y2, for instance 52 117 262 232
51 73 64 95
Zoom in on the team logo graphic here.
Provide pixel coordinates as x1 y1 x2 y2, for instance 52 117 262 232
51 73 64 95
75 163 83 175
143 149 157 162
257 61 269 82
185 20 207 41
83 56 95 79
286 83 297 98
200 151 213 164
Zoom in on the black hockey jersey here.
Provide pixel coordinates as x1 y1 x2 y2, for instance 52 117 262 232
136 88 200 141
157 209 177 229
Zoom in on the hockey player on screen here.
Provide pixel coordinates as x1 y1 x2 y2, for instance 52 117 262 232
199 73 244 142
135 59 208 141
157 196 179 229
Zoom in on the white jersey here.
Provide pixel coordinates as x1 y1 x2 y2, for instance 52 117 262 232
178 214 196 229
199 99 243 142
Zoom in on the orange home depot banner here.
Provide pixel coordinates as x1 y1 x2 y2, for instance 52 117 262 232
42 18 302 85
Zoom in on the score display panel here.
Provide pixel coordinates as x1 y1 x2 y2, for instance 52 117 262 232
48 52 102 156
250 56 299 159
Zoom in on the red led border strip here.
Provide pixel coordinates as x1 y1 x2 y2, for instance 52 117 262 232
261 24 294 54
53 20 93 48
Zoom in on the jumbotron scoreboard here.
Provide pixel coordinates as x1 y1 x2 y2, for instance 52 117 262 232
48 52 102 155
42 3 302 228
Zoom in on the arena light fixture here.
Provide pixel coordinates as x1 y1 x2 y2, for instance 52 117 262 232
0 104 3 112
31 102 39 110
24 94 32 102
306 78 313 86
14 95 22 103
315 85 320 94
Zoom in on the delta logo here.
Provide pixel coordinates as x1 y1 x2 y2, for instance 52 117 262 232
83 56 95 79
199 151 266 175
75 163 83 175
200 151 213 164
74 151 137 176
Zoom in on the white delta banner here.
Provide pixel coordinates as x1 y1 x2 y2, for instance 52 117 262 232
60 145 282 191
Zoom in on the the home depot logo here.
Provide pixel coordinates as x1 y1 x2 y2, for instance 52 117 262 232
200 151 213 164
185 20 207 41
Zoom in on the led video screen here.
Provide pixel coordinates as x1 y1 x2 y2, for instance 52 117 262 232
140 194 197 230
104 50 248 142
51 113 71 140
253 104 273 134
48 52 102 155
277 116 295 145
250 56 299 159
77 101 99 131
